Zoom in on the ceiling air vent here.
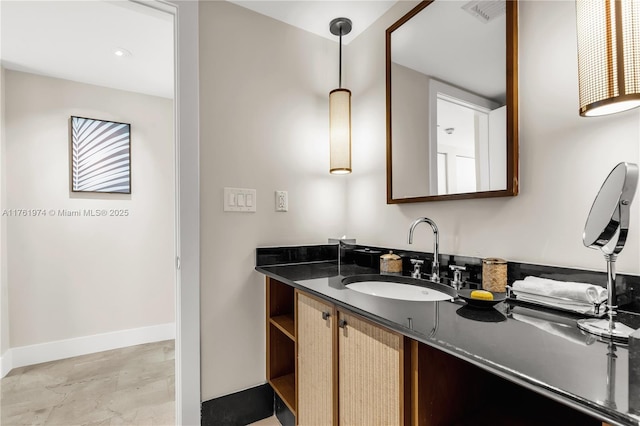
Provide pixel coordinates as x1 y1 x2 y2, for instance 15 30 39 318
462 0 505 24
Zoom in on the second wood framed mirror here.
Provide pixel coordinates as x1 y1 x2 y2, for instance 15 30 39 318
386 0 518 203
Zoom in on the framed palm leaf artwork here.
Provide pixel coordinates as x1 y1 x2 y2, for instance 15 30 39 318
70 116 131 193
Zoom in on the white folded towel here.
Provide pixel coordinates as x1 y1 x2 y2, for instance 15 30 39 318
512 276 607 304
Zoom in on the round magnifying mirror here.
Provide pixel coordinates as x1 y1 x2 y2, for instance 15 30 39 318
583 162 638 254
578 162 638 342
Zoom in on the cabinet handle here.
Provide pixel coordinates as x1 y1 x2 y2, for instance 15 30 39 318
339 319 347 329
322 311 331 320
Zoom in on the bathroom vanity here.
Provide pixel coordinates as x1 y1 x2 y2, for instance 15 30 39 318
256 245 640 426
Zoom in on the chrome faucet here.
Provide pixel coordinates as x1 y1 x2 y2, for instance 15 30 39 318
408 217 440 283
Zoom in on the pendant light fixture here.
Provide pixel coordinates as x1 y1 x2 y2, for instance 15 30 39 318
329 17 352 174
576 0 640 116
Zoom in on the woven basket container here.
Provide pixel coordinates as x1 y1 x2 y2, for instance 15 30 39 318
482 258 507 293
380 251 402 274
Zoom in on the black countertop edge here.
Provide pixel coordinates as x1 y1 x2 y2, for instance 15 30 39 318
255 264 640 426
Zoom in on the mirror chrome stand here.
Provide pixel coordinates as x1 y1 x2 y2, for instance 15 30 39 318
604 341 618 409
578 254 635 341
577 162 639 343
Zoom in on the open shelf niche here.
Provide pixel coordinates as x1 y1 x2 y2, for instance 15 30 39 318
266 277 296 415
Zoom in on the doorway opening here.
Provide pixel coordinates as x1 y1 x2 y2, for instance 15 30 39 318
0 0 200 423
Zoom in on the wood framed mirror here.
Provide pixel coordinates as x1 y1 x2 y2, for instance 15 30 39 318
386 0 518 203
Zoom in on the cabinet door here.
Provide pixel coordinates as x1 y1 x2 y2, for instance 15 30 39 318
296 291 337 426
338 310 405 426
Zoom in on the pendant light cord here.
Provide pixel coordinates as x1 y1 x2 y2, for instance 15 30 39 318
330 17 351 89
339 30 343 88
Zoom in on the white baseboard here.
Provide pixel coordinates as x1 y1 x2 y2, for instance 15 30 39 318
0 348 13 378
0 322 175 378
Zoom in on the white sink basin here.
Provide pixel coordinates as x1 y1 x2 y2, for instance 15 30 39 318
343 275 455 302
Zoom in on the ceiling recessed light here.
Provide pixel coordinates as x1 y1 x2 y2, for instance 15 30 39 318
114 48 131 57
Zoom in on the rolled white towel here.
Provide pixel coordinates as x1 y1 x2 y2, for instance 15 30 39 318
512 276 607 304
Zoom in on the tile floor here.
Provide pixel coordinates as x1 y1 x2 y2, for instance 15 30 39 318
0 340 175 425
248 416 281 426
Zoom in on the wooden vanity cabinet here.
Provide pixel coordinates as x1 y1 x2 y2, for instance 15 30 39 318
267 278 605 426
295 290 407 426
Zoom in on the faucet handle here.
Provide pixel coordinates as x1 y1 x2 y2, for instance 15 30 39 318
410 259 424 279
449 265 466 289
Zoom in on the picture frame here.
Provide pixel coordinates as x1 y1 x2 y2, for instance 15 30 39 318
70 116 131 194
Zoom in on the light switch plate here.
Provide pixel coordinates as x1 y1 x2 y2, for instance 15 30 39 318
224 187 256 212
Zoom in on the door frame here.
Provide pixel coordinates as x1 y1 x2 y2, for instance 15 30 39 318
132 1 201 424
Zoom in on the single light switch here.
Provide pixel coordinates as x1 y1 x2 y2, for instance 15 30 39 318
229 192 236 206
246 194 254 207
237 194 245 207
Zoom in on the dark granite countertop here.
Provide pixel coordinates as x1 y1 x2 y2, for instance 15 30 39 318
256 259 640 426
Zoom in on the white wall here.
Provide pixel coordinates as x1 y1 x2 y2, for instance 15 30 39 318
346 0 639 275
391 62 430 198
4 71 175 348
199 1 347 400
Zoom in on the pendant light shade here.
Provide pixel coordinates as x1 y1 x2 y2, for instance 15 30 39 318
329 88 352 174
576 0 640 116
329 17 352 174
